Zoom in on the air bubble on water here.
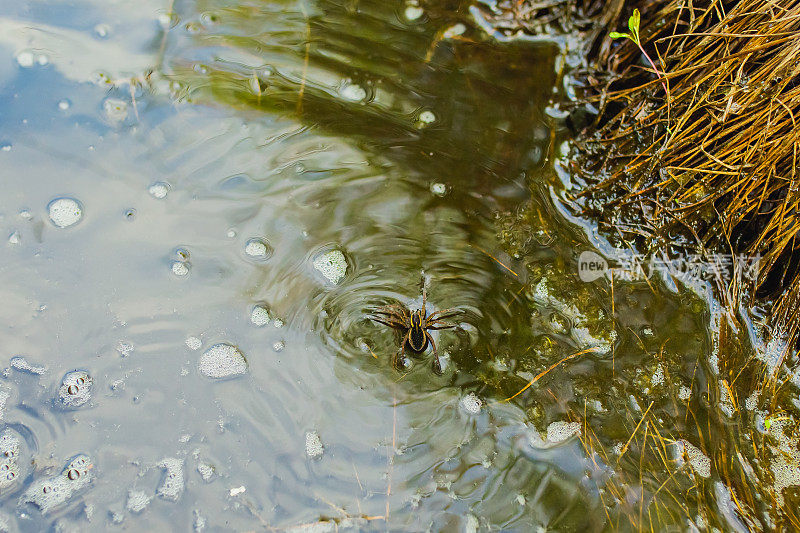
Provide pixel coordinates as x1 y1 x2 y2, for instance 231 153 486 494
156 458 185 502
250 305 270 326
37 55 49 66
197 462 214 482
185 336 202 350
172 261 190 276
272 341 285 352
94 24 110 38
157 13 172 27
546 421 581 443
126 490 150 514
339 83 367 102
10 356 47 375
16 51 34 67
430 182 446 196
312 249 349 285
194 509 206 532
244 238 273 260
273 318 284 328
0 431 21 492
148 182 169 199
229 486 245 497
418 110 436 125
48 198 83 228
305 431 323 458
57 99 71 111
405 5 424 21
103 98 128 123
1 144 11 152
226 228 236 238
7 231 19 245
199 343 247 379
460 393 482 414
19 454 93 513
57 370 93 409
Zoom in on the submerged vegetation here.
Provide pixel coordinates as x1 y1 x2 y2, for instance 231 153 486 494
486 0 800 528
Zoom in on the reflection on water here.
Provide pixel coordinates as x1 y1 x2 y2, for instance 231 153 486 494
0 0 780 530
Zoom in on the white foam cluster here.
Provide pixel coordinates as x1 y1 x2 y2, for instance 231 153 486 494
430 182 447 196
404 4 424 21
48 198 83 228
764 417 800 504
126 490 150 513
250 305 270 326
460 393 482 414
57 370 93 409
156 458 185 501
185 336 202 350
339 83 367 102
673 439 711 478
0 430 21 491
312 249 348 285
199 344 247 379
546 421 581 443
418 110 436 125
244 238 272 260
678 386 692 400
651 364 664 386
305 431 323 458
20 454 93 513
0 387 9 421
148 182 169 199
197 462 214 482
10 356 47 375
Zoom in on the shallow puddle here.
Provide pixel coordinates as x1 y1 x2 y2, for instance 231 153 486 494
0 0 791 530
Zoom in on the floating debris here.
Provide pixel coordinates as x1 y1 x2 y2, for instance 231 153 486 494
305 431 323 458
20 454 93 514
48 198 83 228
56 370 93 409
199 343 247 379
156 457 185 501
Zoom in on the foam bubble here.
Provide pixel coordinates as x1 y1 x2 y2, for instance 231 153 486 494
340 83 367 102
418 110 436 125
679 386 692 400
156 457 185 501
199 343 247 379
673 439 711 478
651 364 664 386
244 238 273 260
0 430 22 492
546 421 581 443
126 490 150 513
186 336 202 350
273 341 285 352
8 232 20 245
10 356 47 375
58 99 71 111
16 51 34 67
430 182 447 196
460 393 482 414
250 305 270 326
405 5 424 20
56 370 93 409
197 462 214 482
48 198 83 228
20 454 93 513
312 249 348 285
148 182 169 199
172 261 190 276
305 431 323 458
103 98 128 123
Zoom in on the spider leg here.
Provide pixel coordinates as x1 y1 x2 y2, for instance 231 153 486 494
425 330 442 374
427 308 461 321
393 330 412 370
426 323 458 330
369 316 406 329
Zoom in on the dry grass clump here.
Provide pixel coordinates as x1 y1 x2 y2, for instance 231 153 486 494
566 0 800 356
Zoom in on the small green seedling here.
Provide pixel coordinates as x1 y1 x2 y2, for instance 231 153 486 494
610 9 668 96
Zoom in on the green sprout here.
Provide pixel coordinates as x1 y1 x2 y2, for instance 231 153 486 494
610 9 668 96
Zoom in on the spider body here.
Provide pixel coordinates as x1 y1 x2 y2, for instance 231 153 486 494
370 289 460 373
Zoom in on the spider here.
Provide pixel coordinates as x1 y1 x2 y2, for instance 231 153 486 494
369 288 461 373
